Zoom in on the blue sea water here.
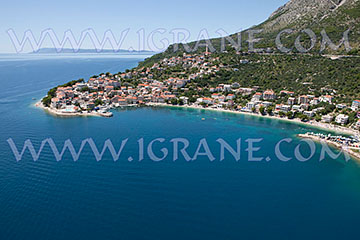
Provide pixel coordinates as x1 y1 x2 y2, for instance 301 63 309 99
0 53 360 240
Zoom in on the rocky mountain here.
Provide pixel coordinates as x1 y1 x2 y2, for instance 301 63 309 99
161 0 359 57
263 0 352 31
140 0 360 68
248 0 360 53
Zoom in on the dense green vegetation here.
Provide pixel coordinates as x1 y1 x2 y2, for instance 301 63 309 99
140 51 360 104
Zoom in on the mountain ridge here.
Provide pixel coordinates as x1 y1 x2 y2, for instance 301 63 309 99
142 0 359 63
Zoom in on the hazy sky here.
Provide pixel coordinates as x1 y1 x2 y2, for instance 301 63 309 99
0 0 288 53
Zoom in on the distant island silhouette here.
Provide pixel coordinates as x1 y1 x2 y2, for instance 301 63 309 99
30 48 156 54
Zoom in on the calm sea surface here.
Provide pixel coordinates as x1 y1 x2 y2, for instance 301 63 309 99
0 53 360 240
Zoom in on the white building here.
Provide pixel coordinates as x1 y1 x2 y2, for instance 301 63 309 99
335 114 349 125
320 95 333 103
304 111 315 117
226 94 235 100
252 92 262 102
292 105 301 111
336 104 347 110
246 102 256 111
322 115 333 123
179 96 189 105
262 101 272 107
298 95 309 104
263 90 276 100
197 98 213 105
310 98 320 105
223 85 232 92
288 97 296 105
280 105 291 113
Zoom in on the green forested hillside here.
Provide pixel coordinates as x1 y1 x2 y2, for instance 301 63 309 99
136 0 360 103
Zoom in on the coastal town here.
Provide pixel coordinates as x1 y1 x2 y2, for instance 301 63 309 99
40 51 360 135
37 49 360 159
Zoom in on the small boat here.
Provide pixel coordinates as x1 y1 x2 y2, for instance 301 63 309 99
202 118 205 121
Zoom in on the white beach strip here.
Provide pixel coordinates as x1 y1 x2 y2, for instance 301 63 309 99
146 103 360 137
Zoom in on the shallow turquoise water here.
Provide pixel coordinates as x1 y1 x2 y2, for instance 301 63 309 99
0 54 360 240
